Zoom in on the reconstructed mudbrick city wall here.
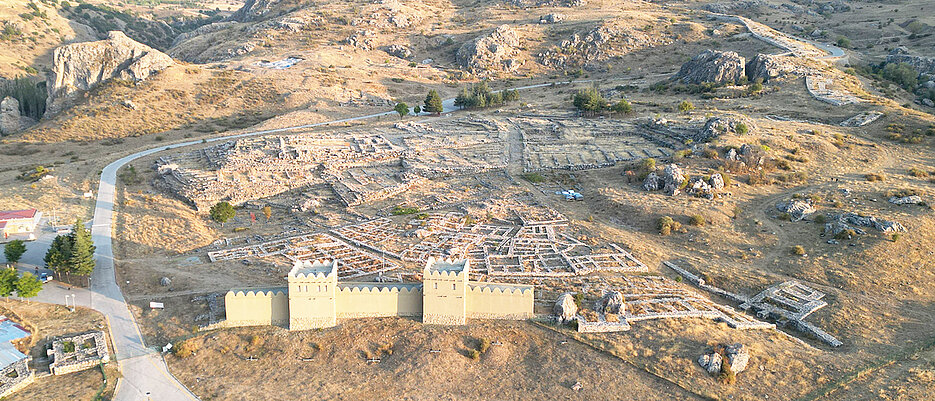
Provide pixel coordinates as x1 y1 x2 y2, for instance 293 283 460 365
223 258 533 329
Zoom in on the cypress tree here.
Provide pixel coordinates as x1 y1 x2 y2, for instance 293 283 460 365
70 218 96 276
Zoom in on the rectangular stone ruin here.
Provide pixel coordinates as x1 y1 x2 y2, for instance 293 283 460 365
48 331 109 375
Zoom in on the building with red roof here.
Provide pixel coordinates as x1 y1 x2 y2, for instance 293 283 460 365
0 209 41 238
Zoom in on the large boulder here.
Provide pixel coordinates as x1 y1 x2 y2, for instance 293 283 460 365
698 343 750 377
724 343 749 374
889 195 922 205
709 173 725 191
746 53 799 82
553 292 578 324
0 97 35 135
676 50 746 85
457 25 522 75
662 164 686 196
46 31 175 116
642 172 662 191
594 291 624 314
698 352 722 375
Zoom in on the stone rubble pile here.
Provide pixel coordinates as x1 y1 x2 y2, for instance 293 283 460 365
698 343 749 376
889 195 922 206
594 291 624 314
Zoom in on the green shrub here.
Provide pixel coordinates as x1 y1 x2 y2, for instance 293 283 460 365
791 245 806 256
521 172 546 183
658 216 681 235
391 206 420 215
689 215 705 227
835 229 857 240
468 349 480 360
677 100 694 113
814 214 827 224
173 339 198 358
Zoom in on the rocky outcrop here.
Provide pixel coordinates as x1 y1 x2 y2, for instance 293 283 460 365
676 50 746 85
385 44 412 59
662 164 686 196
698 352 722 375
702 0 765 13
709 173 725 191
343 30 374 51
642 164 687 196
776 199 816 221
701 117 750 141
46 31 174 116
0 97 35 135
594 291 624 314
229 0 281 22
642 172 661 191
457 26 522 75
745 53 799 82
889 195 923 205
885 47 935 76
824 212 907 236
553 292 578 324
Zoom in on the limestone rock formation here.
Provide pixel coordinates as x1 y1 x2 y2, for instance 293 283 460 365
229 0 281 22
46 31 174 116
701 117 750 141
457 26 522 75
385 44 412 59
687 177 714 199
676 50 746 85
662 164 686 196
889 195 922 205
776 199 816 221
709 173 725 191
0 97 35 135
824 212 907 235
698 352 722 375
885 47 935 76
594 291 624 314
746 53 799 82
642 172 661 191
724 343 750 374
537 23 671 71
553 292 578 324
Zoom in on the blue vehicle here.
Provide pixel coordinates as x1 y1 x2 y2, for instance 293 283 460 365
40 272 51 283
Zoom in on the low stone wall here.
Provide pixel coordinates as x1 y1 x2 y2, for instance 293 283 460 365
0 359 33 398
575 316 631 333
49 331 109 375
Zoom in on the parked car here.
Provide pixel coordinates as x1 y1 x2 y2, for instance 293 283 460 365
40 273 51 283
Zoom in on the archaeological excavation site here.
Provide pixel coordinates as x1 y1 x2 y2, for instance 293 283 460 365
1 0 934 399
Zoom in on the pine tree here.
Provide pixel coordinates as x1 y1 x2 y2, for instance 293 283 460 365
423 90 443 115
4 240 26 266
44 234 74 274
69 218 96 277
394 102 409 118
210 202 236 225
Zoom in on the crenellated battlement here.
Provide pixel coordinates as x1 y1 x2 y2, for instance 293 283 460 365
288 259 338 280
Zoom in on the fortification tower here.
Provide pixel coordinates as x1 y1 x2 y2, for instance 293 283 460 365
287 260 338 330
422 257 469 325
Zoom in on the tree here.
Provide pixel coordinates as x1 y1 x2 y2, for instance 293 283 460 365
262 205 272 222
413 105 421 114
610 99 633 114
14 273 42 302
572 87 607 114
0 269 16 298
423 90 443 115
882 62 919 90
678 100 695 113
69 219 96 277
394 102 409 118
4 240 26 266
210 202 236 226
44 234 73 274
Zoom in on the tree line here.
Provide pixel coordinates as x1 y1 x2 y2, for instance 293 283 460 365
2 240 44 301
0 76 47 120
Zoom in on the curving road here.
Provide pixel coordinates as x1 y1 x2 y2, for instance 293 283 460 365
79 79 582 400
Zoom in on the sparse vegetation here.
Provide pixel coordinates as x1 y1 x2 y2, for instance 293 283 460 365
791 245 806 256
521 172 546 183
677 100 695 113
689 214 705 227
865 173 886 182
657 216 681 235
